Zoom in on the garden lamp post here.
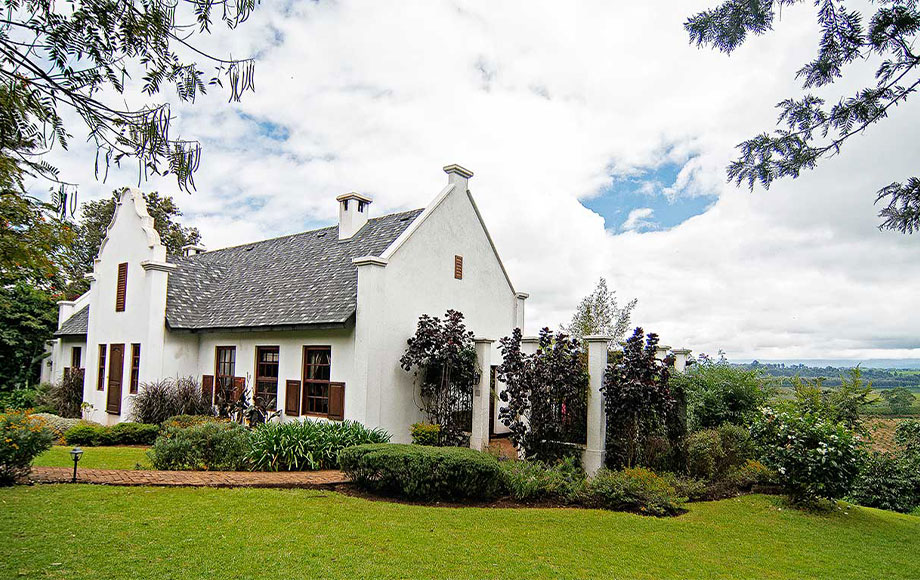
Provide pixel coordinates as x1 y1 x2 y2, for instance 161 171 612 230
70 447 83 483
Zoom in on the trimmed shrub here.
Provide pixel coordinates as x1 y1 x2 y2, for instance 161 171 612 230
500 456 586 503
149 422 250 471
686 424 753 481
410 422 440 446
659 472 709 501
584 467 686 516
163 415 223 429
64 422 160 446
340 443 504 501
751 407 863 503
0 410 54 484
28 413 96 441
849 452 920 513
249 420 390 471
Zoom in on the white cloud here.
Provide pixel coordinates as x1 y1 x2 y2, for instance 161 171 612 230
622 208 656 232
30 0 920 360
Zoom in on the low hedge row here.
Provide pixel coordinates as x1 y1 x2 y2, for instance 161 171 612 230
340 444 505 501
64 422 160 446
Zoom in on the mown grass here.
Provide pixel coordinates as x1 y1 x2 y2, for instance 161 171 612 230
32 445 151 470
1 486 917 579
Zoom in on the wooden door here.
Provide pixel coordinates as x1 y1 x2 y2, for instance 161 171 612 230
106 344 125 414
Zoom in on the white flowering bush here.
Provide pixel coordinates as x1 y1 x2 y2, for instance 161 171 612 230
751 406 863 504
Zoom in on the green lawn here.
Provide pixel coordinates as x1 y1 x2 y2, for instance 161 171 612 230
1 487 917 579
32 446 151 470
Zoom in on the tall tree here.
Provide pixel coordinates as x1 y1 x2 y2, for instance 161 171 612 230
65 188 201 296
563 277 637 346
686 1 920 233
0 0 258 203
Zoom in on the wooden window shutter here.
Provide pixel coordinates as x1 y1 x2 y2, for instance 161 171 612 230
285 380 302 416
202 375 214 403
454 255 463 280
232 376 245 401
328 382 345 421
115 262 128 311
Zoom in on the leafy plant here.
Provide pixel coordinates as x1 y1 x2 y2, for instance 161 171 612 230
849 451 920 514
162 415 224 429
340 443 505 501
409 422 441 446
400 310 478 447
562 277 637 345
248 420 390 471
496 327 589 462
671 355 769 431
584 467 686 516
881 387 916 415
148 422 250 471
64 422 159 446
0 410 54 484
603 328 679 469
784 368 873 433
751 406 863 504
499 457 586 503
686 424 754 481
39 371 85 418
131 377 214 425
27 413 95 442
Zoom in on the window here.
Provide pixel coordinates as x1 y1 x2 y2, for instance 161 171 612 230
115 262 128 311
302 346 331 416
97 345 107 390
71 346 82 369
255 346 279 410
130 344 141 394
215 346 236 399
454 255 463 279
358 201 367 212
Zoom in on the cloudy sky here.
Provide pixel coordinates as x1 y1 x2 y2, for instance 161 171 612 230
32 1 920 361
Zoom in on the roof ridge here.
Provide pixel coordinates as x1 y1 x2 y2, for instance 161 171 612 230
187 208 424 257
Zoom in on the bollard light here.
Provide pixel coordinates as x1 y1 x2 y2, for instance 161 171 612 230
70 447 83 483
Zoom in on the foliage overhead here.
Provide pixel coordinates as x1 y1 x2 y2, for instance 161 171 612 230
0 0 259 199
0 283 57 390
563 277 637 345
400 310 478 446
686 0 920 233
496 327 589 462
603 328 678 469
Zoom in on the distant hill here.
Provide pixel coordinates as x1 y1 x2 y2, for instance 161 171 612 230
730 359 920 370
729 360 920 390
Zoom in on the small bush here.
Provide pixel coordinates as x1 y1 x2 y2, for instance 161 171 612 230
0 410 54 484
500 457 586 503
163 415 223 429
340 443 504 501
64 422 160 446
0 387 39 411
39 372 85 418
672 357 769 431
149 422 250 471
895 419 920 457
849 452 920 513
659 472 709 501
409 422 441 446
131 378 213 424
249 419 390 471
726 459 776 489
28 413 96 441
751 407 862 504
584 467 686 516
686 424 753 481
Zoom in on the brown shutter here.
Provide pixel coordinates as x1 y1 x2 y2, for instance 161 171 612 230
232 376 245 401
285 380 302 416
202 375 214 403
115 262 128 311
328 382 345 421
454 255 463 279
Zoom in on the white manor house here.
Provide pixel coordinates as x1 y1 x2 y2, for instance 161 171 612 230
45 164 526 444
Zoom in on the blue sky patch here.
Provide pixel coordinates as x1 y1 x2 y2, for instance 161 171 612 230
582 161 716 233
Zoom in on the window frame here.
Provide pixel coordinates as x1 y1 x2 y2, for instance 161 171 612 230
254 346 280 410
71 346 82 369
302 346 332 417
129 343 141 394
96 344 107 391
215 346 237 400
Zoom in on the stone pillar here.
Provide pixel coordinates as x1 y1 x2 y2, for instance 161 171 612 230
672 348 691 373
655 345 672 361
521 336 540 355
470 338 494 451
583 335 612 477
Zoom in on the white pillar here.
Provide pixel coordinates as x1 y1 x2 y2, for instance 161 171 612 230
672 348 691 373
470 338 494 451
521 336 540 355
655 345 672 361
583 335 611 477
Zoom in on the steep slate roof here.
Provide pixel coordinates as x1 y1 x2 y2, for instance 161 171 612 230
164 208 424 331
55 306 89 337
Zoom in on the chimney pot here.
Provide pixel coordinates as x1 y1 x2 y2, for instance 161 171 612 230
337 192 373 239
182 244 207 257
443 164 474 189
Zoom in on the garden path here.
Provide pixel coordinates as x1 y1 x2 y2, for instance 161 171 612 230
29 467 348 488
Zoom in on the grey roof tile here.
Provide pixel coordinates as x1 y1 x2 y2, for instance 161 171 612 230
55 305 89 337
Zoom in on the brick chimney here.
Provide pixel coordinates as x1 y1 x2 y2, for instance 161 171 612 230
337 192 373 240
